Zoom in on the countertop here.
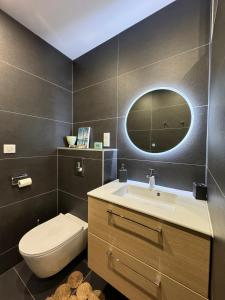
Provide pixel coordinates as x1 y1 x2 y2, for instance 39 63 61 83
87 180 213 237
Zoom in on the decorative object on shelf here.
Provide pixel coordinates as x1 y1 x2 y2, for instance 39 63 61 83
77 127 91 149
66 136 77 148
94 142 103 149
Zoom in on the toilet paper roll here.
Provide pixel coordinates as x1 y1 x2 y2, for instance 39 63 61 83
18 177 32 188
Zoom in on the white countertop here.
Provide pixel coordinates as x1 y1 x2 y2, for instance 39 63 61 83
87 180 213 237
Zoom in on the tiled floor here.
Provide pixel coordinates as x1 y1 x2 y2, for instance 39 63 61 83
0 251 127 300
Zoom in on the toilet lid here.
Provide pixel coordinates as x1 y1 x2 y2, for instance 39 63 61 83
19 214 83 256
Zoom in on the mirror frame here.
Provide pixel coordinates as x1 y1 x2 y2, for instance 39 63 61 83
124 87 194 155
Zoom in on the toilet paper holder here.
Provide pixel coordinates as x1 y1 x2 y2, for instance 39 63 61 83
11 173 28 186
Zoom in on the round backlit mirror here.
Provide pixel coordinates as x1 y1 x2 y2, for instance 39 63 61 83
126 89 192 153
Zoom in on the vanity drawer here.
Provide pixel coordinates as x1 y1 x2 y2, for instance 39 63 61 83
88 233 208 300
88 197 210 297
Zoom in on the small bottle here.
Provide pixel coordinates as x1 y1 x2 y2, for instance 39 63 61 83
119 163 127 182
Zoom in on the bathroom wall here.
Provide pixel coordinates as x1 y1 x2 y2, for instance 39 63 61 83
0 10 72 273
207 1 225 299
58 149 117 221
73 0 210 191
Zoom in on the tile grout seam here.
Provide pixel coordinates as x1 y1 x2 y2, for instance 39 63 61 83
58 189 88 202
206 0 215 184
57 148 59 215
73 104 208 124
0 155 57 161
208 167 225 199
72 61 74 135
118 157 206 167
0 58 72 93
13 267 35 300
116 35 119 150
0 109 72 125
0 244 18 257
0 189 57 210
72 43 209 93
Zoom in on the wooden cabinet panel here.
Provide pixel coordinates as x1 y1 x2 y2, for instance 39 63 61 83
88 197 210 297
88 233 207 300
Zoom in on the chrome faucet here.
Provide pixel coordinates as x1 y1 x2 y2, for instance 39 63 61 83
146 168 155 189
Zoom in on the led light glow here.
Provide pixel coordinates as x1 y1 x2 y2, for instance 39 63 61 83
124 87 194 156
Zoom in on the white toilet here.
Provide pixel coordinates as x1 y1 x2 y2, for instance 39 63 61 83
19 213 88 278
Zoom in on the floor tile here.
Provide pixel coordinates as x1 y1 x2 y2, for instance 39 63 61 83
85 271 128 300
15 252 89 300
0 268 33 300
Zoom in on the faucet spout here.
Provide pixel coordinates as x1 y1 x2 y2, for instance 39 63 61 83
146 168 156 189
149 175 155 189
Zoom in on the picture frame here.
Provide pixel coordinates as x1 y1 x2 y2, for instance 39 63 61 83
77 127 91 149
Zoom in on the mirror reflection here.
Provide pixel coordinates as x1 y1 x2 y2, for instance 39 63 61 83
126 89 191 153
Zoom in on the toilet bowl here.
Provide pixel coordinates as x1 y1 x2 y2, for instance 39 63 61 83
19 213 88 278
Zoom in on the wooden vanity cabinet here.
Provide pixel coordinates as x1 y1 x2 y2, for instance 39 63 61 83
88 197 211 300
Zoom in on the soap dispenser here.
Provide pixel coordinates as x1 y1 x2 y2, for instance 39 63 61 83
119 163 127 182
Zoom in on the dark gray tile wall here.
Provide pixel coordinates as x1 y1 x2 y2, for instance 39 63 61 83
207 1 225 299
73 37 118 90
0 11 72 90
0 268 33 300
118 0 210 75
0 10 72 274
73 0 210 192
58 154 103 200
57 149 117 221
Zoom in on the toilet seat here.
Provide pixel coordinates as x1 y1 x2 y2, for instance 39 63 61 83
19 213 84 257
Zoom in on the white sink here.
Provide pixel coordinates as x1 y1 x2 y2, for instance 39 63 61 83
87 180 212 236
113 183 177 208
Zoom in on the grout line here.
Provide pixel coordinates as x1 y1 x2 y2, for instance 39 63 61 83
206 0 214 184
116 35 119 149
128 103 192 112
128 127 189 132
72 62 74 134
58 189 87 202
0 155 57 161
0 245 17 257
73 76 117 93
208 167 225 199
13 268 35 300
210 0 218 42
0 58 72 93
206 41 212 184
74 116 117 124
73 43 209 94
83 270 92 281
0 109 72 125
0 189 57 210
72 104 208 124
102 151 104 185
117 43 210 78
194 104 208 108
58 154 102 161
118 157 205 167
57 148 59 215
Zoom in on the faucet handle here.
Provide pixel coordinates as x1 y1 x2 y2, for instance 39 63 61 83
149 168 155 176
146 168 155 178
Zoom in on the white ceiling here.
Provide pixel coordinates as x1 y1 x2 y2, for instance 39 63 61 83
0 0 175 60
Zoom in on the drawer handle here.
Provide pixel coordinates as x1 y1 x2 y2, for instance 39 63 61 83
106 250 161 288
107 209 162 233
